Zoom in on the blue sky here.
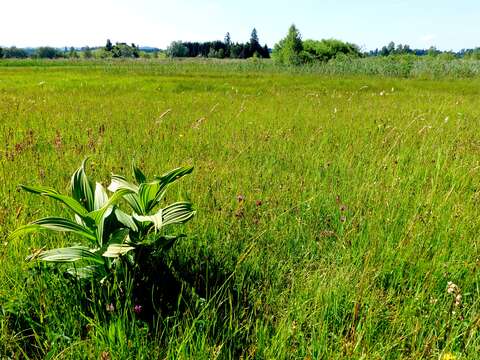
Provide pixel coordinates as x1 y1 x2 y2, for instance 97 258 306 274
2 0 479 50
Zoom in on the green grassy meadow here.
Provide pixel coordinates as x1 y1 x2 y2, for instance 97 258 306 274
1 60 479 359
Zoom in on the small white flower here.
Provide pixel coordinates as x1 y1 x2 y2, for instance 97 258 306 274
447 281 460 295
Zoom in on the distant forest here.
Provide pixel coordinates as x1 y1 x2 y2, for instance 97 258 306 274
166 29 270 59
1 25 480 62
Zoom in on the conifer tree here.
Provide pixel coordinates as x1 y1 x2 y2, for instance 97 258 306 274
273 24 303 65
105 39 113 52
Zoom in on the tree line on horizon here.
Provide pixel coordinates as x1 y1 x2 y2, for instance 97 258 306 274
272 25 480 65
0 42 157 60
166 29 270 59
1 25 480 61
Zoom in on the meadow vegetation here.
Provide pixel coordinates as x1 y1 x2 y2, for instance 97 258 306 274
0 60 479 359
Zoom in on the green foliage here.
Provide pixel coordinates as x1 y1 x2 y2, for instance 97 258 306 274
83 46 93 59
273 24 304 65
99 40 140 58
208 48 225 59
9 159 195 282
35 47 61 59
463 48 480 60
2 46 29 58
166 30 269 60
428 46 440 57
274 25 361 65
105 39 113 52
439 51 457 61
224 32 232 57
68 47 79 59
167 41 189 58
249 28 262 56
94 48 112 59
111 43 140 58
302 39 361 62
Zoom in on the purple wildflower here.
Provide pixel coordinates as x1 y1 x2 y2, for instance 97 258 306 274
134 304 143 314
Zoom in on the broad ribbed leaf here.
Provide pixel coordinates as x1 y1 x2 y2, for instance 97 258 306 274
33 246 103 263
8 217 96 242
108 175 143 213
162 202 196 227
108 174 139 193
107 228 130 244
115 209 138 232
71 158 95 212
109 166 193 215
87 188 135 246
91 207 112 247
139 181 161 213
74 214 85 226
133 209 163 231
88 188 135 223
20 185 88 217
20 184 57 195
133 202 195 230
155 166 194 184
94 182 108 210
132 163 146 183
102 244 135 258
145 166 194 212
123 193 144 214
67 265 107 279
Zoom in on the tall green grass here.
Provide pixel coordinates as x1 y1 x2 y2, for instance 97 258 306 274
0 61 479 359
2 56 480 79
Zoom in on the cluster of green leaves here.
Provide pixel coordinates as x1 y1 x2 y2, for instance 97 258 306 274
273 25 361 65
107 41 140 58
272 24 304 65
302 39 361 62
8 159 195 282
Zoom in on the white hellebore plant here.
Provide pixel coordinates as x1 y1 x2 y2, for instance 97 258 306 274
8 159 195 282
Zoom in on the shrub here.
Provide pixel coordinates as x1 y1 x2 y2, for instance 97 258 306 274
167 41 189 58
36 47 61 59
302 39 361 62
273 25 361 65
2 46 29 59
